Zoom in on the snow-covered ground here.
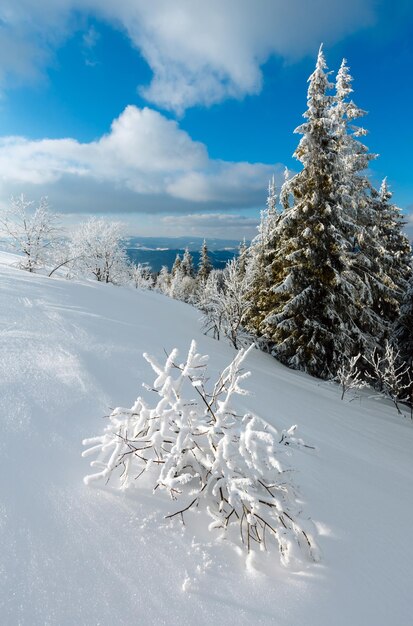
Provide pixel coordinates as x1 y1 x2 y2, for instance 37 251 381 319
1 250 413 626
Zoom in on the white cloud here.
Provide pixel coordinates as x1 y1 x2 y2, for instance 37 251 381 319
0 0 75 87
0 0 377 110
0 105 281 214
117 0 376 112
167 162 273 204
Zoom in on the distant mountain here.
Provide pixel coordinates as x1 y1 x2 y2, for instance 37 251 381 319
126 236 245 251
126 236 245 272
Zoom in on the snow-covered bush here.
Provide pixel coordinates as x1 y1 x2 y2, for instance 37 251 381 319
335 354 366 400
83 341 319 565
200 260 253 349
365 341 411 415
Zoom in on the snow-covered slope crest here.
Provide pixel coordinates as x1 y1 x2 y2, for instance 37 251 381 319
1 250 413 626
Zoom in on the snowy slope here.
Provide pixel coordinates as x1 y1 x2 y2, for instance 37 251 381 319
1 251 413 626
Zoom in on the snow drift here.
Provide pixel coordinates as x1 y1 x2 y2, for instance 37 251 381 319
1 251 413 625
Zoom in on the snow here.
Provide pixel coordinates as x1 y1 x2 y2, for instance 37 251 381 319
1 250 413 625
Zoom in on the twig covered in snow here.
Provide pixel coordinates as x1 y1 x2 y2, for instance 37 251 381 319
364 341 411 414
335 354 366 400
83 341 319 565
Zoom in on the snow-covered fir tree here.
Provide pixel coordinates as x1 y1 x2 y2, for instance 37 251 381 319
171 254 182 277
170 255 197 303
246 49 410 378
181 248 195 278
197 269 226 340
244 176 280 340
197 239 212 282
393 274 413 369
370 178 412 306
155 265 172 295
252 46 364 378
280 167 292 211
332 59 404 341
237 238 249 277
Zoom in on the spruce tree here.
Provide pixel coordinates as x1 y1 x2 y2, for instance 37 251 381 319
332 59 401 343
393 273 413 368
181 248 195 278
237 238 249 277
198 240 212 282
156 265 172 295
370 179 412 309
245 176 280 339
243 49 411 379
256 46 364 378
171 254 182 277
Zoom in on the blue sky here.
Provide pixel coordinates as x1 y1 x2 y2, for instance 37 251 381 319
0 0 412 238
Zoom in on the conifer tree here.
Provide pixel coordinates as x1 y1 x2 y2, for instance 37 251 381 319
198 239 212 282
237 238 249 277
244 49 410 379
181 247 195 278
280 167 292 211
256 46 363 378
370 179 412 307
171 254 182 277
245 176 280 339
393 274 413 368
156 265 172 295
332 59 401 341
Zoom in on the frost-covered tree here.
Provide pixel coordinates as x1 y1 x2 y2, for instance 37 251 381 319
197 269 226 340
155 265 172 295
130 263 153 290
280 167 292 211
365 341 411 414
245 176 280 338
333 58 374 190
70 217 129 284
181 248 195 278
170 271 197 303
197 239 212 282
393 274 413 369
169 249 197 302
393 274 413 411
83 341 319 564
237 238 249 277
335 354 365 400
370 179 412 303
0 195 60 272
256 47 363 378
202 258 253 349
248 49 407 378
332 59 402 343
171 254 182 277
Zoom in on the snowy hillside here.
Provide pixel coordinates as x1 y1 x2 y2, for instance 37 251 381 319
1 251 413 626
